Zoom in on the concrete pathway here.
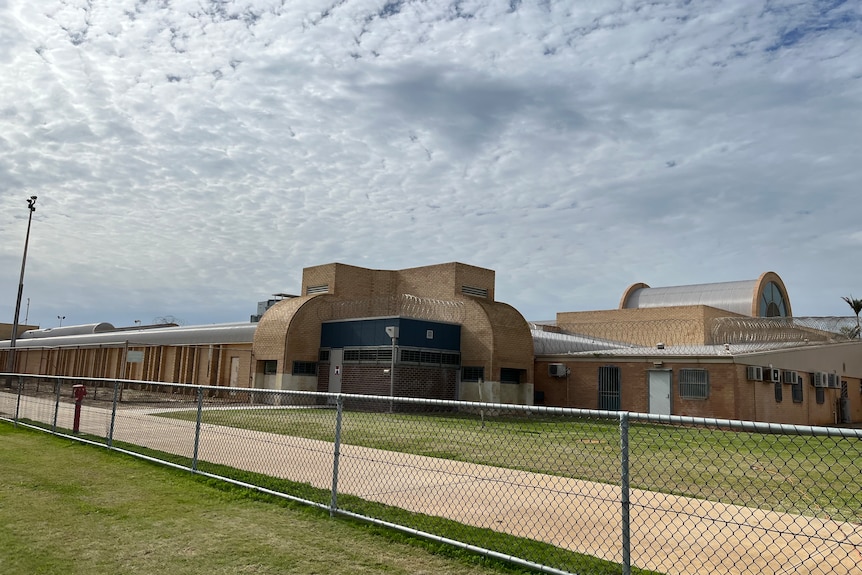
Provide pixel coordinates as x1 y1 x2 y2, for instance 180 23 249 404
3 392 860 575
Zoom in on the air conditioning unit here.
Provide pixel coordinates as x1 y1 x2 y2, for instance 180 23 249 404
548 363 568 377
782 370 798 385
827 373 840 389
746 366 763 381
769 368 781 383
813 372 828 388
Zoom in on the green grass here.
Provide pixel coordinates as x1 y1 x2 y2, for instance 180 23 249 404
0 424 535 575
158 407 862 522
2 422 661 575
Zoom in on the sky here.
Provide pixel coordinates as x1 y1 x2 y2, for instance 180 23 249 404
1 0 861 329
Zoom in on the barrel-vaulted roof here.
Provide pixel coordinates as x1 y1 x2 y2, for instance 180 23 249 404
620 272 792 318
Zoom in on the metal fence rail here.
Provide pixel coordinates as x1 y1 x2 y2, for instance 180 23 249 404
2 374 860 575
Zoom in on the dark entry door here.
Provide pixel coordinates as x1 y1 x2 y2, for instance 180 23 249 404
598 366 621 411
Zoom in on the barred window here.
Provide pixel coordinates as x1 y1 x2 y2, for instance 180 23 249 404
500 368 523 384
292 361 317 376
792 377 803 403
774 380 783 403
679 369 709 399
318 349 330 362
343 349 360 361
462 366 484 382
815 386 825 405
343 348 391 363
400 349 421 363
262 360 277 375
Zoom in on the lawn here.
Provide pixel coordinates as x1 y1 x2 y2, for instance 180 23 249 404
0 424 539 575
159 406 862 522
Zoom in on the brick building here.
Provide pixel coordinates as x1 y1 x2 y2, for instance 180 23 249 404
251 262 534 405
2 265 861 424
532 272 862 426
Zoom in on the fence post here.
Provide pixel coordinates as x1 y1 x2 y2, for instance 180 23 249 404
52 378 61 433
330 394 344 517
108 380 120 448
13 376 23 427
620 411 631 575
192 387 204 472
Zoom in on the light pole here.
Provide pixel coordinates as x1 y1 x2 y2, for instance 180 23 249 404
5 195 37 379
57 315 65 327
385 325 398 413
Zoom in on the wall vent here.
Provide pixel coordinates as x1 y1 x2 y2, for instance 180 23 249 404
782 370 798 385
306 284 329 295
461 285 489 298
746 366 763 381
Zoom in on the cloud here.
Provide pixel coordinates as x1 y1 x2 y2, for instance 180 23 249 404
1 0 860 328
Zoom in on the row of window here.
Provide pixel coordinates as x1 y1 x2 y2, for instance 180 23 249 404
599 366 822 405
282 360 521 382
460 367 524 384
318 347 461 367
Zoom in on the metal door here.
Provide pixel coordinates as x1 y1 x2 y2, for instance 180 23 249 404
648 370 672 416
598 366 621 411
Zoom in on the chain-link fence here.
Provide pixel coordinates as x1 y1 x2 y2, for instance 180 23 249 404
2 374 860 575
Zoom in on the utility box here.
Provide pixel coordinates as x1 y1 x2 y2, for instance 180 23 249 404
548 363 568 377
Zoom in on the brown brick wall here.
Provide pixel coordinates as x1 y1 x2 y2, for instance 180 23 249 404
534 357 856 425
556 306 746 347
320 363 457 403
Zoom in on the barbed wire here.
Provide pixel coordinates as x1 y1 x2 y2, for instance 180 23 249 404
318 295 466 324
535 317 860 356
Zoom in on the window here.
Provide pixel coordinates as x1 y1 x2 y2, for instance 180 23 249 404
399 348 459 366
598 366 621 411
759 281 788 317
319 349 330 362
774 381 783 403
292 361 317 376
400 349 421 363
500 368 523 384
343 347 391 363
679 369 709 399
815 386 825 405
791 377 803 403
262 360 277 375
462 366 484 381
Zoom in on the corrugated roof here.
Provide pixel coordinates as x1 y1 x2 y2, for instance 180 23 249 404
623 280 758 316
20 322 116 339
0 322 257 348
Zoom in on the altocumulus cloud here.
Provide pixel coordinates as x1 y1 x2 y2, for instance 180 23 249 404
0 0 860 327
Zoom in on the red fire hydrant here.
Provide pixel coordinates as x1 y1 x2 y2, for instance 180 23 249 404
72 384 87 433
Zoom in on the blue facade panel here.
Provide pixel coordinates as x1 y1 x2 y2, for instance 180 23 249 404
321 317 460 351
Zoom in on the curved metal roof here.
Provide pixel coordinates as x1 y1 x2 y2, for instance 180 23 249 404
19 322 116 339
623 280 759 316
0 322 257 349
620 272 792 318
